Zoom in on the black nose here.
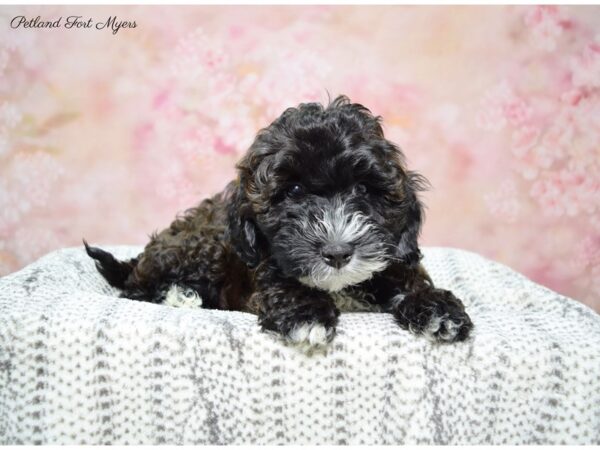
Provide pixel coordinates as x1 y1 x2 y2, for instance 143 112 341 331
321 243 354 269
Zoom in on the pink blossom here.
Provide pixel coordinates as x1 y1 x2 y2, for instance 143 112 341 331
484 179 522 223
542 110 575 152
574 235 600 270
504 97 532 126
560 88 584 106
511 125 540 157
0 152 64 231
529 177 569 217
170 28 229 80
215 113 256 154
524 6 560 27
524 6 564 52
530 16 563 52
476 82 511 131
516 154 541 180
570 35 600 89
532 145 562 169
476 81 532 131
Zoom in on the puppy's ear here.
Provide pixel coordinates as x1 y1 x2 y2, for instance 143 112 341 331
226 178 264 268
396 171 428 267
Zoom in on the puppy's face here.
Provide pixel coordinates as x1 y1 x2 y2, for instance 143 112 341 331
229 97 425 292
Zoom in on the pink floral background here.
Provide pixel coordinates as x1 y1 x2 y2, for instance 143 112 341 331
1 5 599 311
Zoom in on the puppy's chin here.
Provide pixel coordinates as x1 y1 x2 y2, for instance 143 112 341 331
298 257 388 292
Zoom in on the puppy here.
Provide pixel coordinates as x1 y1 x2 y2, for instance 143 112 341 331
85 96 473 349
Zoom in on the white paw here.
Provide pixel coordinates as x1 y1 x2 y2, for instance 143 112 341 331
420 313 464 342
286 322 334 351
163 284 203 309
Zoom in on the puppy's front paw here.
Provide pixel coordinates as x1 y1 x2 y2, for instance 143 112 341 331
163 284 203 309
287 321 335 349
259 302 339 353
392 288 473 343
263 320 336 354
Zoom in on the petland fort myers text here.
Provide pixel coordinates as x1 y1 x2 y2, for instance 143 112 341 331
10 15 136 35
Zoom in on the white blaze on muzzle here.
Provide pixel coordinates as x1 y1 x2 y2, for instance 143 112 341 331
316 199 372 245
299 198 388 292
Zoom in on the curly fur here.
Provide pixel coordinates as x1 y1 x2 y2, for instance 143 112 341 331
85 95 473 349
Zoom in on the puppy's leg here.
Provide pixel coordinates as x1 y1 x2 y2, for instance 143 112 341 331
391 288 472 343
378 264 473 343
251 278 339 351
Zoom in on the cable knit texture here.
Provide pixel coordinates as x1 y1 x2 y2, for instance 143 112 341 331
0 246 599 445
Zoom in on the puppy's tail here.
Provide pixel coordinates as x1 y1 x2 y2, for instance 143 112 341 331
83 239 136 289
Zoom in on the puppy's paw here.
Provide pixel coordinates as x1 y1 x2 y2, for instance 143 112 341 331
163 284 203 309
392 288 473 343
419 311 470 343
260 308 338 353
287 321 335 349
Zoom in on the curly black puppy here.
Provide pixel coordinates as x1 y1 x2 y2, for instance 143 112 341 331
85 95 472 349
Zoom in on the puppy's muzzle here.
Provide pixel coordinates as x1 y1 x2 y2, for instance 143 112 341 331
321 243 354 269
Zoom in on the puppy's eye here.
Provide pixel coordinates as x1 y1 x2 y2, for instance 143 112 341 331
287 184 305 198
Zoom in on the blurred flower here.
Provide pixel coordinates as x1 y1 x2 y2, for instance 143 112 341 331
532 145 561 169
0 152 64 231
524 6 565 52
476 81 532 131
572 235 600 277
214 109 255 152
511 124 541 157
570 35 600 89
170 28 232 87
484 179 522 223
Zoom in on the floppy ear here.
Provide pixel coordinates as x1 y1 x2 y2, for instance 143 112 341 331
226 178 263 268
395 171 427 267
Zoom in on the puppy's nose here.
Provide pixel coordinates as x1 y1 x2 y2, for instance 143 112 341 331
321 243 354 269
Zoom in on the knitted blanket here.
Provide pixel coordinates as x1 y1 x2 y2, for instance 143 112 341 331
0 246 598 445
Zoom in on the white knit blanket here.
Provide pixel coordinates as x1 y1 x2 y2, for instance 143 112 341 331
0 246 599 445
